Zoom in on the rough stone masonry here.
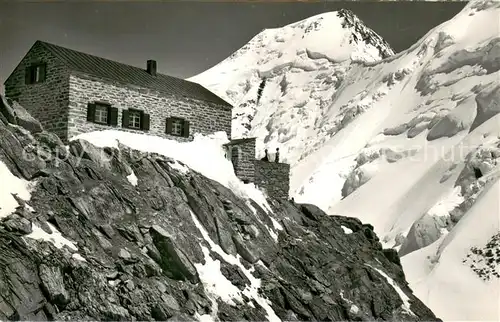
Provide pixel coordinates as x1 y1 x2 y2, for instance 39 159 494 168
224 138 291 200
254 160 291 200
3 42 71 141
224 138 257 183
67 74 232 140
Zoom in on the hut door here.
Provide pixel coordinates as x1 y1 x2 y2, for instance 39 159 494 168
231 147 239 172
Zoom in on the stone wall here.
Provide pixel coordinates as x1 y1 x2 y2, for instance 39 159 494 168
4 42 70 141
224 138 290 200
67 74 232 141
224 138 256 183
254 160 290 200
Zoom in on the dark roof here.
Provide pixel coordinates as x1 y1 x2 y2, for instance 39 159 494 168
36 41 232 107
223 137 257 146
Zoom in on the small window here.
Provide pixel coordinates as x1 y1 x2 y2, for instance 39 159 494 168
94 104 109 124
129 110 142 129
166 117 190 138
25 63 47 84
122 109 150 131
172 119 183 136
86 102 118 126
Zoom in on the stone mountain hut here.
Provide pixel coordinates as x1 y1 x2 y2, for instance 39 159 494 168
4 40 290 199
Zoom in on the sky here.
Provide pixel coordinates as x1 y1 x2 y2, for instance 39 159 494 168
0 0 466 93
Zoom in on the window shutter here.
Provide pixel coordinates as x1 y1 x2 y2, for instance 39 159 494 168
25 67 32 85
108 107 118 126
86 103 96 122
182 120 190 138
141 113 150 131
165 117 173 134
122 110 130 128
39 63 47 82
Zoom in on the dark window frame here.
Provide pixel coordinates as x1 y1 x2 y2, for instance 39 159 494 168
25 62 47 85
122 108 150 131
128 108 143 130
166 117 190 138
171 117 184 136
87 102 118 127
93 102 111 125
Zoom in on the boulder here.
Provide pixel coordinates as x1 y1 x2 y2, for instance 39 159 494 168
38 264 70 307
0 95 17 124
0 95 43 133
9 99 43 133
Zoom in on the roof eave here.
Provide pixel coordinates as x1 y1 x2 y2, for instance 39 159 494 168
69 71 234 108
4 40 45 86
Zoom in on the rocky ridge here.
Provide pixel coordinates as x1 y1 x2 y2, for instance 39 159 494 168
336 8 395 60
0 97 438 321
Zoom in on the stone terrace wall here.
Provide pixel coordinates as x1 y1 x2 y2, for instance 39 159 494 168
224 138 256 183
4 42 70 141
254 160 290 200
67 74 232 141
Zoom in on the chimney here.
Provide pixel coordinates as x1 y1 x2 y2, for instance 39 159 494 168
147 60 157 76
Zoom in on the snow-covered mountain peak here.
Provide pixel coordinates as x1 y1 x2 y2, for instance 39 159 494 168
232 9 395 63
190 9 394 106
263 9 395 62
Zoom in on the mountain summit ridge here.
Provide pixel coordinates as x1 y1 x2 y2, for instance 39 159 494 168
336 8 395 59
190 9 395 107
225 9 395 65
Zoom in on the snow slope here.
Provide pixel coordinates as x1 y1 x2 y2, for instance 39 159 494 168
402 175 500 321
190 9 394 152
0 160 32 219
190 0 500 320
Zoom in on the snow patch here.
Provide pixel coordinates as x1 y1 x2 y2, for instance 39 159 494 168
195 245 244 305
190 210 281 322
25 204 35 213
341 226 353 234
366 264 415 316
25 222 78 252
0 161 32 219
270 217 283 231
72 253 87 262
350 304 360 314
169 161 190 174
126 171 138 186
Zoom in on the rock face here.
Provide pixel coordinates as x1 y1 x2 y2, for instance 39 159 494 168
0 100 439 321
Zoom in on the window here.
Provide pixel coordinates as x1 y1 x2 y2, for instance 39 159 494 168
122 109 150 131
25 63 47 84
94 104 109 124
86 102 118 126
166 117 190 138
129 110 142 129
172 119 183 136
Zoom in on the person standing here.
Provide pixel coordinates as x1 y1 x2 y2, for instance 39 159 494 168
261 149 269 161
